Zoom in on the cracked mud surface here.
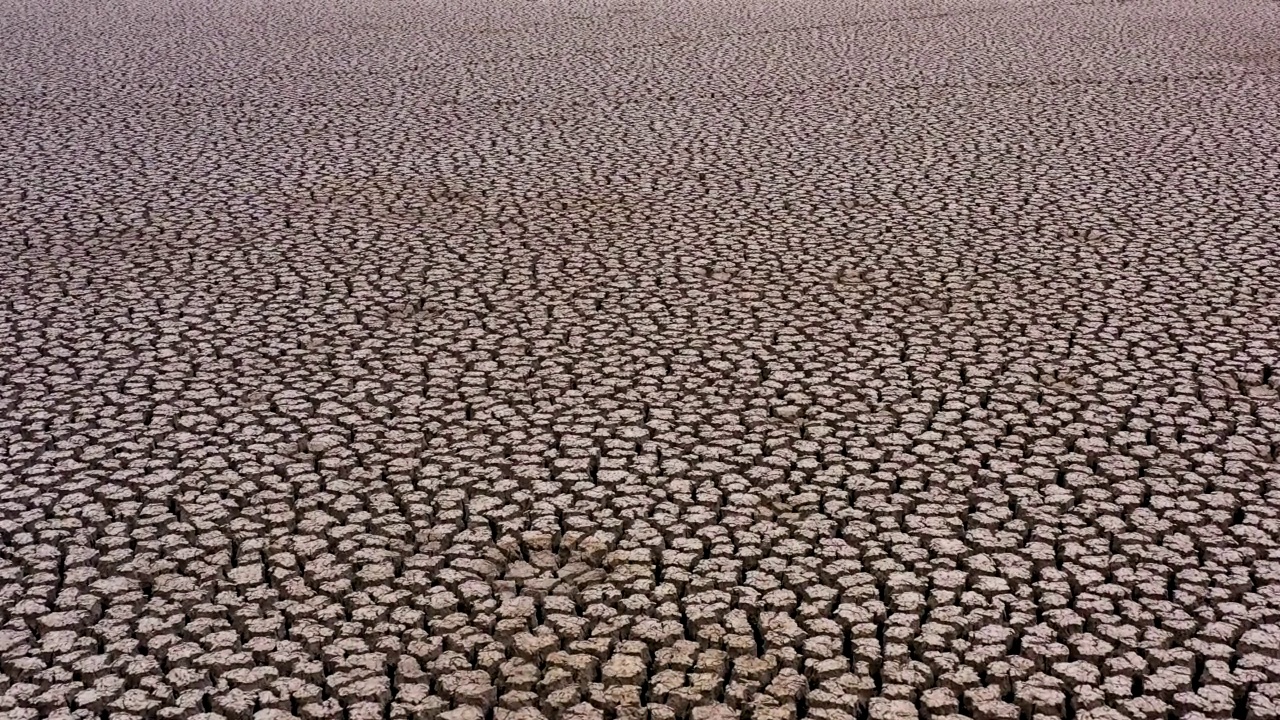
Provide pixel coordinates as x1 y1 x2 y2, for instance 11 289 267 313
3 0 1280 718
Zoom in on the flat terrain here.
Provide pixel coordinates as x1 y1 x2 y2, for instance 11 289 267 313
2 0 1280 718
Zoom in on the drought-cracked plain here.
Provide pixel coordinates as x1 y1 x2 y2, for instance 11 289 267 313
2 0 1280 718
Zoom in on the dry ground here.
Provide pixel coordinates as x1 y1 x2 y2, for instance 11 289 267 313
2 0 1280 718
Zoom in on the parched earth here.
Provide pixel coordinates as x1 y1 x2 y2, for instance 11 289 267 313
2 0 1280 718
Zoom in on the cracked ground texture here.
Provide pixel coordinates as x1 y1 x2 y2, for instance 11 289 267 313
2 0 1280 718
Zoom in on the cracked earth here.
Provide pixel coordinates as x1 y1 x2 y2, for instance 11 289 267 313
2 0 1280 718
